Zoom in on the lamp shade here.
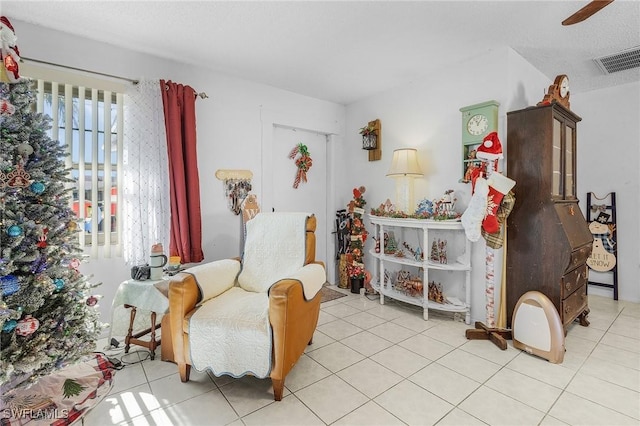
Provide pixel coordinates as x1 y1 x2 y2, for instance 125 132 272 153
386 148 423 177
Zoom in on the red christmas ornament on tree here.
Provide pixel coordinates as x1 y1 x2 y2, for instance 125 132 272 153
16 315 39 336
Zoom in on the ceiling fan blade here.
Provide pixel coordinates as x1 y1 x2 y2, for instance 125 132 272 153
562 0 614 25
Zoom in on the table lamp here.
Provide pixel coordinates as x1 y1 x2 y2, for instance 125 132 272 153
386 148 423 213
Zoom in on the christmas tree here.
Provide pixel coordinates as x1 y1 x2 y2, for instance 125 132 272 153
0 16 101 391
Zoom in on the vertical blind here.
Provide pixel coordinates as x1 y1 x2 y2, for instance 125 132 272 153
34 79 124 258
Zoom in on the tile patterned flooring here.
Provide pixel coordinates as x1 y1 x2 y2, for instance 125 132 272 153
84 290 640 425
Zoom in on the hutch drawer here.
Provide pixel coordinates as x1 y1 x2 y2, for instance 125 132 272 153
562 284 588 328
561 265 588 298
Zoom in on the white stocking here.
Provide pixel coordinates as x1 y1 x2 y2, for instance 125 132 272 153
461 177 489 242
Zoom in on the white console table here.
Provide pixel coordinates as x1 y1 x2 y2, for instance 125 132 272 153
368 215 472 323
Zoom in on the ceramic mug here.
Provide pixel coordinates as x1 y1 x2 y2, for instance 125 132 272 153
150 253 167 280
150 253 168 268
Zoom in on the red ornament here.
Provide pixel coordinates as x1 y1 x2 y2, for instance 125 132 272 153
0 99 15 115
16 315 39 336
86 296 98 307
3 55 18 79
37 228 49 248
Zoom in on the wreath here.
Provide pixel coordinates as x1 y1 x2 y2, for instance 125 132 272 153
288 143 312 189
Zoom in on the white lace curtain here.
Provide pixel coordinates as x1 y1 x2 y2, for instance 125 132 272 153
122 80 170 265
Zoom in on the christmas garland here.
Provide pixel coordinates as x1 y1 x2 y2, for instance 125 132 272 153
288 143 312 189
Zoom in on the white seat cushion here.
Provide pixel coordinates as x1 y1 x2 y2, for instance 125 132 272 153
188 287 271 378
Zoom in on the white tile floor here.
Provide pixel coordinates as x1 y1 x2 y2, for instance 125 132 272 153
84 290 640 426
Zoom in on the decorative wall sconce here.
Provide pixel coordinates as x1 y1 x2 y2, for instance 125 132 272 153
362 133 377 150
215 169 253 215
386 148 424 213
360 119 382 161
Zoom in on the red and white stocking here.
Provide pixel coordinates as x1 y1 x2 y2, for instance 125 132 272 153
482 172 516 234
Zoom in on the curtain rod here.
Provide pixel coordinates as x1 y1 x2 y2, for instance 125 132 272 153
23 56 140 84
22 56 209 99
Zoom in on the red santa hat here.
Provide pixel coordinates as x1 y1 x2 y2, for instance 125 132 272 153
0 16 15 33
476 131 503 161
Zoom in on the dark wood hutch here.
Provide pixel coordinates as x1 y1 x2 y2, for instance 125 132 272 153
506 103 592 331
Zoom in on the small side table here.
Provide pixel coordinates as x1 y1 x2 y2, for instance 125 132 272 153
113 278 170 360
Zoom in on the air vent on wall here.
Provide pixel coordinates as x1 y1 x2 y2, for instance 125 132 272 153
594 46 640 74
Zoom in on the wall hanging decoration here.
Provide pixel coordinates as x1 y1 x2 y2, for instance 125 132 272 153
215 169 253 215
288 143 312 189
360 121 377 150
360 119 382 161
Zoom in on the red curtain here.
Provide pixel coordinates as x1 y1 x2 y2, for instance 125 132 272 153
161 80 204 263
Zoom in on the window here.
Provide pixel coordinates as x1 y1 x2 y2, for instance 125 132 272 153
27 68 125 258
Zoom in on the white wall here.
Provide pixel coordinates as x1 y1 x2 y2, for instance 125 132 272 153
574 81 640 302
342 46 639 326
13 20 345 327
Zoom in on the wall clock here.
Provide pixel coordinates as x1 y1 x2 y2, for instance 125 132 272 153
459 100 500 182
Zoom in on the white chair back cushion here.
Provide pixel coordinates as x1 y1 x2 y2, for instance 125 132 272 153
238 212 310 293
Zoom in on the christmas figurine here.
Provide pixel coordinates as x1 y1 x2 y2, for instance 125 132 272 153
430 239 439 262
438 239 447 264
0 16 21 83
461 132 516 241
384 232 398 254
